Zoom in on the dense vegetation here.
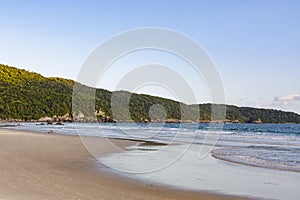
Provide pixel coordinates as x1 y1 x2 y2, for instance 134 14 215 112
1 64 300 123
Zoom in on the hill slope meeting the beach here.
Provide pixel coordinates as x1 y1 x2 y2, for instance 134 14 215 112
0 63 299 123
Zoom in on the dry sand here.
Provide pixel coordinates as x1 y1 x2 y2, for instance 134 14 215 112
0 129 246 200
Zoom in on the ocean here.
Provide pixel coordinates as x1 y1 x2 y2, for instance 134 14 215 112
4 122 300 199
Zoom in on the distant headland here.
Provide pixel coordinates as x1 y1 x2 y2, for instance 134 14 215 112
0 63 299 124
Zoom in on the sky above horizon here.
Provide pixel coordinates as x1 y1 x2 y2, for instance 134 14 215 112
0 0 300 113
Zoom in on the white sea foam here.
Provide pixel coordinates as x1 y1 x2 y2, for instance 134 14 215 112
5 122 300 199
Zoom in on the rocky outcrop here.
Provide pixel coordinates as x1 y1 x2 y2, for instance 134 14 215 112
38 113 73 123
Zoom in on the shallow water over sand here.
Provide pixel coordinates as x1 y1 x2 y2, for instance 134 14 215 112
101 144 300 200
5 122 300 199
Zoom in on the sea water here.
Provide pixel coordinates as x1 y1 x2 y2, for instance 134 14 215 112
5 122 300 199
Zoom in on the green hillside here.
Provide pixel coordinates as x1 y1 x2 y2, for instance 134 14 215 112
1 63 300 123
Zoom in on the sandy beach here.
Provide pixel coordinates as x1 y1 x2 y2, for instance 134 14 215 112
0 129 247 200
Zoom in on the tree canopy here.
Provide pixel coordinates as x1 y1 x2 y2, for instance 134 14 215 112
1 64 299 123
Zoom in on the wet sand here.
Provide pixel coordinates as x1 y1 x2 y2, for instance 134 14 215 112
0 129 245 200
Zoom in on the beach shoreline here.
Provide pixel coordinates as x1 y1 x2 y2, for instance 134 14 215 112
0 128 248 200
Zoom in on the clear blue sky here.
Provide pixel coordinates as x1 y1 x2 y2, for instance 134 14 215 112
0 0 300 113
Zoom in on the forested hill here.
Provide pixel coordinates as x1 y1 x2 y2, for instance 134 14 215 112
0 63 299 123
